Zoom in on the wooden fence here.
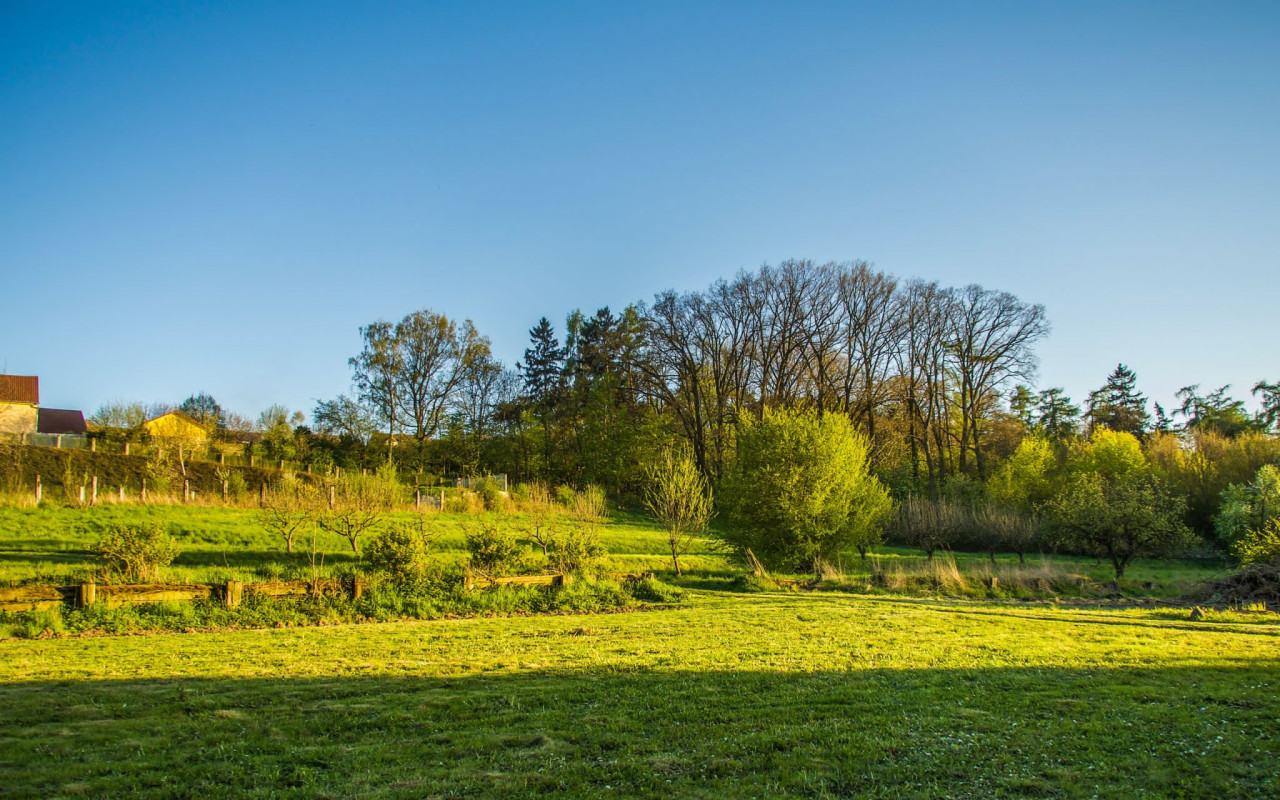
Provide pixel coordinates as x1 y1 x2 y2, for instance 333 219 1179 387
0 573 570 613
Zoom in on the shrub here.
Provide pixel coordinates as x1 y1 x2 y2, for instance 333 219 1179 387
93 522 180 582
574 484 608 519
1234 520 1280 566
731 573 782 593
554 485 577 507
363 520 436 586
473 478 504 511
627 576 685 604
1214 465 1280 551
463 516 524 576
717 407 892 574
226 470 248 499
547 523 607 574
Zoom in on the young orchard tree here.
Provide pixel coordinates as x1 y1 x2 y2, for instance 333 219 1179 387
891 497 965 561
717 407 892 574
318 467 398 554
259 475 318 554
548 485 608 574
644 448 713 576
519 483 559 556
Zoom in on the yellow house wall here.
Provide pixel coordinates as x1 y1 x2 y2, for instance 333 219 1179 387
144 414 208 441
0 403 38 435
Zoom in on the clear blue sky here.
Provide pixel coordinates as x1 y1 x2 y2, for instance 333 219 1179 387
2 1 1276 421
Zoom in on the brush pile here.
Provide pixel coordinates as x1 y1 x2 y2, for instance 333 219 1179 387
1197 563 1280 608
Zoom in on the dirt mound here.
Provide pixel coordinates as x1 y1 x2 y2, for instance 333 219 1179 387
1197 564 1280 608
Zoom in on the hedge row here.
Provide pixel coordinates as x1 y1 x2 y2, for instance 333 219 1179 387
0 443 314 497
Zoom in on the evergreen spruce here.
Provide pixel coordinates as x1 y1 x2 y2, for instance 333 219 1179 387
1088 364 1150 437
519 317 564 408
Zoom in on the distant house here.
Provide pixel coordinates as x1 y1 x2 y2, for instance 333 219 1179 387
0 375 40 435
144 410 209 441
0 375 89 438
37 408 87 435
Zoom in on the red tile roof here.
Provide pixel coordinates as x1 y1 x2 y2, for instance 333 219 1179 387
0 375 39 404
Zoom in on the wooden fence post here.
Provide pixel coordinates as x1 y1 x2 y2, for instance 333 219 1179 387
55 434 62 448
78 582 96 607
222 480 229 502
225 580 243 608
350 577 365 601
141 477 147 503
90 438 96 452
183 480 190 503
34 474 41 503
124 442 130 456
249 455 255 467
118 485 125 503
79 485 86 505
91 475 98 506
259 483 266 505
415 488 421 509
279 459 284 470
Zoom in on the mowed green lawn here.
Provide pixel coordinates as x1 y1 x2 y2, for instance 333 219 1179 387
1 590 1277 799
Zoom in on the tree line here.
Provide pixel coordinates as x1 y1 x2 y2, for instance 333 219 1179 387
87 258 1280 564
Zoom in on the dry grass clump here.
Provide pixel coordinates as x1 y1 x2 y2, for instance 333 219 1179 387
864 554 1081 597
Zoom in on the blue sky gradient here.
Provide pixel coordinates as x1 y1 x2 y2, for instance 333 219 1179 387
2 1 1276 420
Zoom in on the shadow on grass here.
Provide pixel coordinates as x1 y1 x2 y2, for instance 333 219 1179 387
0 662 1276 799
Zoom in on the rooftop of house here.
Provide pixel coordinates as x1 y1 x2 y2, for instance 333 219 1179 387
0 375 39 405
37 408 87 435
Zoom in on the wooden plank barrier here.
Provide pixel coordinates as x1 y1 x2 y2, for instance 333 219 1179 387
249 580 344 599
95 584 211 608
463 573 571 590
0 585 69 613
3 573 575 612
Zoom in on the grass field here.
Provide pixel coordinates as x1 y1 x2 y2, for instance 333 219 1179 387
1 589 1277 798
0 503 1229 601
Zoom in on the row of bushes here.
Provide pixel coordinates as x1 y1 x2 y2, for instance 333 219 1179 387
0 443 302 500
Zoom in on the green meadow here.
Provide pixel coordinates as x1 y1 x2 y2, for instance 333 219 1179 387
0 503 1228 600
